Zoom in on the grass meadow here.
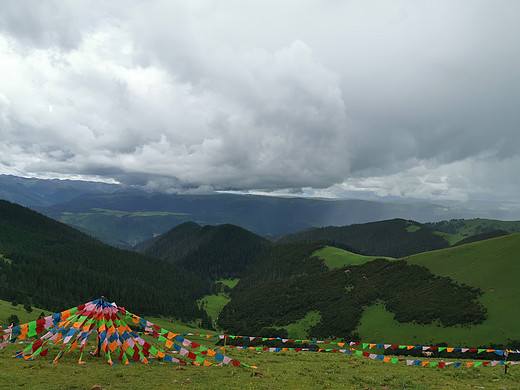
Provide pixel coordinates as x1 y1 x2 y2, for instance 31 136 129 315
1 341 519 390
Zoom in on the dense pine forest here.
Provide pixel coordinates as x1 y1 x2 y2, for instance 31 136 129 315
219 254 486 339
140 222 272 280
276 219 453 257
0 200 212 323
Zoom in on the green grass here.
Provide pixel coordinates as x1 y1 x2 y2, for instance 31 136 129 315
144 316 213 335
406 224 421 232
0 253 11 265
0 343 518 389
217 279 240 289
356 234 520 347
272 311 322 339
434 231 464 245
0 300 52 327
314 246 393 269
197 279 240 321
198 294 231 321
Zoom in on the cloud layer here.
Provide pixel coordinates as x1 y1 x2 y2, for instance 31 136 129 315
0 0 519 203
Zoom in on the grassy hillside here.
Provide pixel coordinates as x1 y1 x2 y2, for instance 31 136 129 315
0 299 52 327
314 246 393 269
2 343 519 390
355 234 520 346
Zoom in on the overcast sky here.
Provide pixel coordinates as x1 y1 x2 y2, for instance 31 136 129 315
0 1 519 205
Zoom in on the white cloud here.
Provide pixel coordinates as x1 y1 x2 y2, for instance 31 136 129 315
0 0 519 204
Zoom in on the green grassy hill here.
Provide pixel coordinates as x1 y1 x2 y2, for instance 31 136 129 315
355 233 520 347
0 299 52 327
313 246 393 269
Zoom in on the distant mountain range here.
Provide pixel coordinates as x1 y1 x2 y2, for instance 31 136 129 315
1 197 519 346
2 174 519 248
0 174 120 207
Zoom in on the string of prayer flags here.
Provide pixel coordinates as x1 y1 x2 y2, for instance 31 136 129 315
177 332 519 357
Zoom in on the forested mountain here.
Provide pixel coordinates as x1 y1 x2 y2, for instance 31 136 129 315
0 200 211 323
140 222 272 280
275 219 452 257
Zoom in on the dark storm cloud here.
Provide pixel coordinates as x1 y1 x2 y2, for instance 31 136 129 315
0 0 519 203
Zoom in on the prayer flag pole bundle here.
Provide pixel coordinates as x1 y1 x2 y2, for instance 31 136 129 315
0 298 254 368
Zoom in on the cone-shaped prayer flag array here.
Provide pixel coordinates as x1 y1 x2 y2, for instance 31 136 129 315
0 298 253 368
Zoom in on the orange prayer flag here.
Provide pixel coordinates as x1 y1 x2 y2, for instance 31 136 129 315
69 340 78 351
165 339 174 349
203 359 213 366
447 348 454 352
206 349 216 357
109 340 118 351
